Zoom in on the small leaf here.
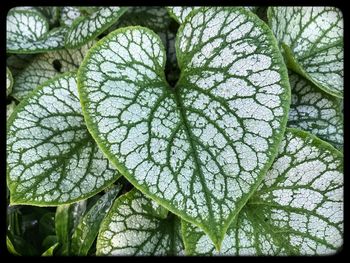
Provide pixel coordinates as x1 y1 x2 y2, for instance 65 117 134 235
288 71 343 149
7 235 21 255
42 243 59 256
7 101 16 120
60 7 82 27
182 128 343 255
7 73 121 205
64 7 128 49
70 183 122 256
55 200 86 255
97 189 184 255
78 7 290 249
42 235 57 252
7 10 67 54
268 7 343 98
6 67 13 97
9 41 94 101
36 7 60 26
167 7 201 24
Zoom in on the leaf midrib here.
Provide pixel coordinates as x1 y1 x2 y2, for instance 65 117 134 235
172 85 215 237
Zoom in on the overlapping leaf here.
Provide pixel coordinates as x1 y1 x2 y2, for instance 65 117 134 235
60 7 82 27
268 7 343 98
37 7 60 26
7 73 121 205
7 101 16 120
78 7 290 248
7 41 94 101
117 7 172 32
167 6 257 24
7 67 13 97
182 128 343 255
288 71 343 149
97 189 184 255
70 183 122 255
55 200 87 255
7 9 67 54
64 7 128 48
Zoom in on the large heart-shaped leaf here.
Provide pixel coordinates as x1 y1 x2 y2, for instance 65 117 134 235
8 41 94 101
182 128 343 255
70 183 122 255
6 73 121 205
64 7 128 49
268 7 343 98
78 7 290 248
6 9 67 54
97 189 184 255
288 71 343 149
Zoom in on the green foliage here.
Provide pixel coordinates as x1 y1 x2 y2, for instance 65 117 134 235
6 6 343 256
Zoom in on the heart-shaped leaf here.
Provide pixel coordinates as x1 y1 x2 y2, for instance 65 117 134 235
268 7 343 98
7 73 121 205
7 67 13 97
7 9 67 54
64 7 128 49
8 41 94 101
70 183 122 256
288 71 343 149
78 7 290 248
182 128 343 255
97 189 184 255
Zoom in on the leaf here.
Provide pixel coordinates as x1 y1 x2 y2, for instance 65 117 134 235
70 183 122 255
7 231 38 255
7 101 16 120
60 7 82 27
268 7 343 98
182 128 343 255
55 200 86 255
288 71 343 149
97 189 184 255
6 10 67 54
39 212 56 237
64 7 128 49
42 235 57 251
6 73 121 205
118 7 172 32
42 243 59 256
8 41 94 101
7 235 21 255
7 67 13 97
36 7 60 26
167 6 257 24
77 7 290 249
7 54 35 74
